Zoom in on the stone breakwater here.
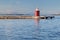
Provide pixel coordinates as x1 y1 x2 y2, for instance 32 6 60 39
0 16 54 19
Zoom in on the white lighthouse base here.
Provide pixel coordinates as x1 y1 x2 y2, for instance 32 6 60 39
32 16 40 19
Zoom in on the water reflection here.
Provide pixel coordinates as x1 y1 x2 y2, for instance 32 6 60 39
34 18 40 26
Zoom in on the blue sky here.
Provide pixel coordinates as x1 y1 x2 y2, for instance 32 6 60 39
0 0 60 14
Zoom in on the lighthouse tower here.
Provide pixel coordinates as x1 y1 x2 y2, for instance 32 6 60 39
35 8 40 17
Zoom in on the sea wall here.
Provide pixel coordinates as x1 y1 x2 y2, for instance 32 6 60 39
0 16 54 19
0 16 34 19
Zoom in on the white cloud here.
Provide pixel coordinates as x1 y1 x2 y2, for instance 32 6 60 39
40 9 60 14
0 8 32 14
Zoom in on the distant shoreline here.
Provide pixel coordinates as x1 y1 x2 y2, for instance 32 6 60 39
52 14 60 16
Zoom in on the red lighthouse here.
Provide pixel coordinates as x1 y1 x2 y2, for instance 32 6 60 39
35 8 40 17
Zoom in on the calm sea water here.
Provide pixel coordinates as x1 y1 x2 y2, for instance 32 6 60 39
0 16 60 40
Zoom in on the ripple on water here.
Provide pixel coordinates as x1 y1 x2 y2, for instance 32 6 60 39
0 19 60 40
